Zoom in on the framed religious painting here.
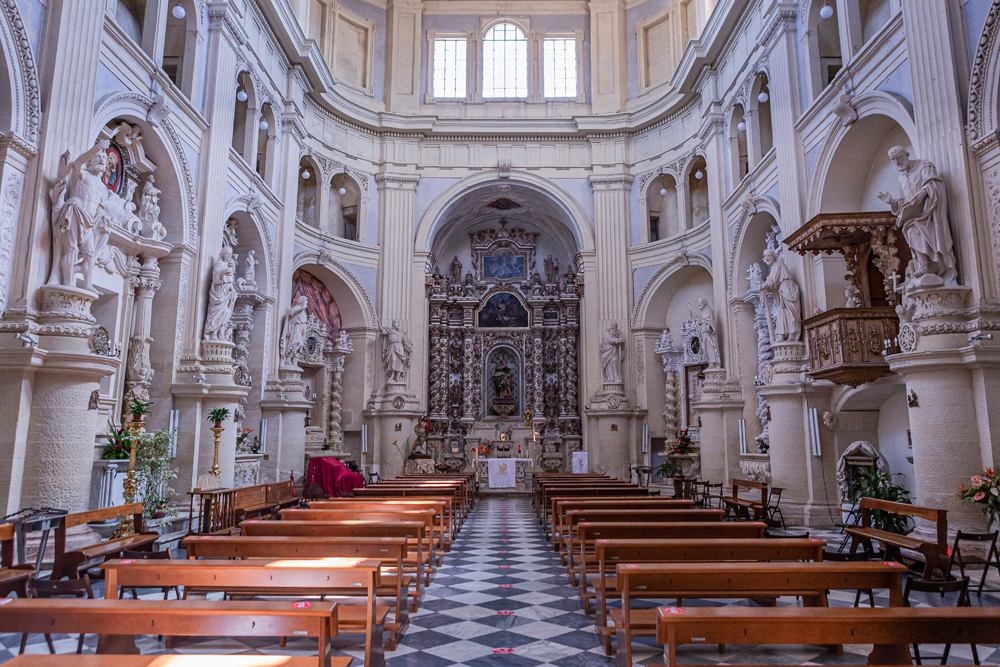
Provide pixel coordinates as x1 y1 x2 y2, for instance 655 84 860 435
477 291 530 328
482 248 526 281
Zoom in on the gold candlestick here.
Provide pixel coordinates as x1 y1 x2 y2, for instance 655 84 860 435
210 426 224 477
115 417 144 538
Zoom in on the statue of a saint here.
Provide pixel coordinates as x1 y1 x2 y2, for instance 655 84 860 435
761 248 801 342
380 319 413 384
878 147 958 287
242 249 258 289
599 322 626 384
492 363 513 399
544 255 559 284
693 298 720 366
279 295 309 365
845 284 861 308
655 328 673 354
138 175 160 226
450 256 463 285
48 139 114 290
746 263 763 293
203 245 238 340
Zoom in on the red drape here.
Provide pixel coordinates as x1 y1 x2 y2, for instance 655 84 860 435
307 456 364 498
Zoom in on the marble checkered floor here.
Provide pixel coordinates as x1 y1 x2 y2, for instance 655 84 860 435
2 496 1000 665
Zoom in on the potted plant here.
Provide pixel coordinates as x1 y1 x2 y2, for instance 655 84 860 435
755 437 770 454
673 430 694 455
208 407 229 428
102 421 132 460
134 428 179 520
129 398 151 423
958 468 1000 529
848 466 913 535
656 458 680 481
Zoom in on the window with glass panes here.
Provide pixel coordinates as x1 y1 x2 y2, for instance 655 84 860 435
543 38 577 98
483 24 528 98
433 38 467 98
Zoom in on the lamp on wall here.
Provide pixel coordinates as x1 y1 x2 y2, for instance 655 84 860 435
819 4 834 19
259 118 269 131
737 120 747 132
694 170 704 180
301 168 311 180
237 88 248 102
172 2 186 19
659 188 667 196
757 90 769 104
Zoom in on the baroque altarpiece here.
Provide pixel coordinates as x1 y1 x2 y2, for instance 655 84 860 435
425 222 582 472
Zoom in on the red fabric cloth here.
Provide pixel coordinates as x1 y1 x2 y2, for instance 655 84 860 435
307 456 364 498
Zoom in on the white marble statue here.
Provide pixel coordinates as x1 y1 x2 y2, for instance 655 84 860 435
761 248 801 342
380 319 413 384
244 249 258 287
878 147 958 288
693 298 720 367
203 245 238 340
48 139 114 290
279 295 309 365
845 284 861 308
137 175 164 241
747 263 763 293
655 328 674 354
599 322 626 384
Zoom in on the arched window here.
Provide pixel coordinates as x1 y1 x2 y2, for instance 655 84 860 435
162 0 197 97
807 0 843 95
256 103 276 185
232 71 255 162
297 157 319 229
729 104 749 184
648 175 679 242
483 24 528 98
686 156 709 229
329 173 360 241
749 73 773 163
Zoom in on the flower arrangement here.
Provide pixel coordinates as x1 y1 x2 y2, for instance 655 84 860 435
103 421 132 461
478 440 493 458
755 437 770 454
236 427 253 449
134 428 179 519
673 430 694 455
958 469 1000 529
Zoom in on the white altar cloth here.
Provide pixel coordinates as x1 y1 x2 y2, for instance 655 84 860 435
487 459 516 488
572 451 589 474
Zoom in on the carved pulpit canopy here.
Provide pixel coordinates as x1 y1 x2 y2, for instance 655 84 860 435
785 212 912 387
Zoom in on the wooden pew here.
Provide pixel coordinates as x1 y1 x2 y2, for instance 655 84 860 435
656 607 1000 667
588 538 826 650
281 508 444 569
0 598 344 667
721 478 768 521
0 522 32 597
365 478 470 514
533 473 606 512
310 498 459 542
182 535 411 649
550 498 695 550
561 509 722 571
241 520 428 603
3 657 349 667
615 561 906 667
101 558 385 667
542 487 648 532
846 497 949 577
267 479 301 509
396 474 474 519
354 486 466 523
52 503 158 580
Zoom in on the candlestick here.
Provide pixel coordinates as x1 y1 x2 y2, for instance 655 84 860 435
209 426 224 477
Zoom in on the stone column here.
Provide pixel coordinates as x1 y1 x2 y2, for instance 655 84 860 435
260 365 313 484
693 368 744 487
124 258 164 408
327 335 354 453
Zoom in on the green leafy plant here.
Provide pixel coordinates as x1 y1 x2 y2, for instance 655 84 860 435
656 459 680 480
755 437 770 454
102 421 132 460
134 428 179 519
673 430 694 455
250 436 261 454
848 466 913 535
129 398 151 419
322 438 331 451
208 407 230 424
236 427 252 449
958 468 1000 529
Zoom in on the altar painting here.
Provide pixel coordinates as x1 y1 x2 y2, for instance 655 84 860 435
477 292 529 328
483 248 525 280
486 346 520 418
292 269 342 347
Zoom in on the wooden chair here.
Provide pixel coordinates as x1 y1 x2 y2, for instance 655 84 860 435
904 576 978 665
20 575 95 656
701 482 723 509
0 522 32 598
50 504 158 580
947 529 1000 596
766 486 786 529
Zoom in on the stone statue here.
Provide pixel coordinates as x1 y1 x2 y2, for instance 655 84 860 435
48 139 114 290
203 245 238 340
845 283 861 308
380 319 413 384
544 255 559 284
243 249 258 287
655 328 673 353
138 175 165 240
746 263 763 293
599 322 626 384
450 256 463 285
492 363 513 400
878 147 957 288
761 248 801 342
693 298 720 367
279 295 309 365
336 329 351 351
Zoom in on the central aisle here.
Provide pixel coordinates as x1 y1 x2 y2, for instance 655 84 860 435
392 495 612 666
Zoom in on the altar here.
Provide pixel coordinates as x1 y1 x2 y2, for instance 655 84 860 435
477 459 533 490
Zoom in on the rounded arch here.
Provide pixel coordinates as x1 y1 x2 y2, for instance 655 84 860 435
683 154 709 230
804 0 844 97
330 169 362 241
631 253 714 327
969 0 1000 144
415 170 594 254
223 198 277 298
748 72 773 160
727 102 749 185
92 92 196 246
482 18 530 37
0 0 40 143
806 93 917 218
292 253 378 329
296 155 321 230
726 194 781 299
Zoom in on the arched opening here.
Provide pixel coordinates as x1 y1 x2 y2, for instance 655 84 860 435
114 0 145 43
807 0 843 96
297 157 319 230
256 103 276 185
162 0 198 97
329 171 361 241
728 104 748 185
858 0 891 44
0 34 13 138
748 73 773 163
232 71 256 161
686 156 709 229
647 175 679 242
483 23 528 99
838 383 913 497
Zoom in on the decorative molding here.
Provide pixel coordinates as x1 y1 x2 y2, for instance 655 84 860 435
968 0 1000 142
0 0 40 144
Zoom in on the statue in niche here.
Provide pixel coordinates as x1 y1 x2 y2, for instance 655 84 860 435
761 247 802 342
878 147 958 288
747 263 763 293
692 298 720 367
492 362 514 400
279 296 310 365
544 378 559 416
450 256 463 285
544 255 559 284
599 322 626 384
203 245 238 340
138 175 165 240
48 139 113 290
655 328 674 354
380 319 413 384
243 249 258 288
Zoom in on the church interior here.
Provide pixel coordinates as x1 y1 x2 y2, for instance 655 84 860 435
2 0 1000 664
